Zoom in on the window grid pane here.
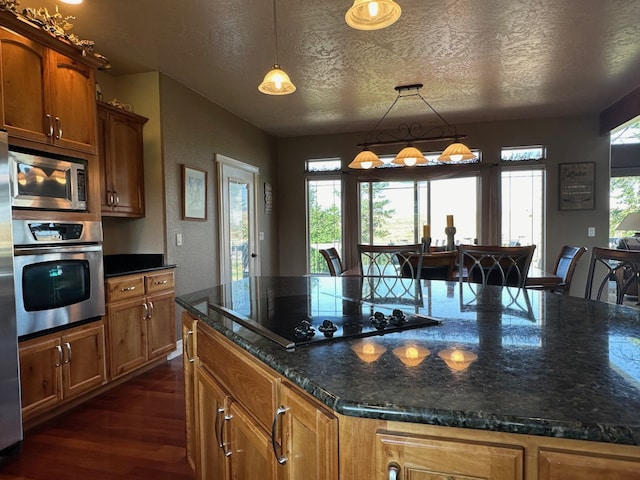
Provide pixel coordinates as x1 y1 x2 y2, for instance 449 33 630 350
308 179 342 274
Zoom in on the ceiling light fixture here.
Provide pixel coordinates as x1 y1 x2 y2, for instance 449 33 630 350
349 84 476 169
345 0 402 30
60 0 83 4
258 0 296 95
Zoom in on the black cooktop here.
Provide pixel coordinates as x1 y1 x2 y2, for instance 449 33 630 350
207 276 442 349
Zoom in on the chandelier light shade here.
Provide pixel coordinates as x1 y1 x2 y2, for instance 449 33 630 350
60 0 83 3
349 84 476 169
258 65 296 95
438 142 477 162
391 145 427 167
258 0 296 96
345 0 402 30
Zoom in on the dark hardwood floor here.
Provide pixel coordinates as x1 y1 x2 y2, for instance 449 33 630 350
0 358 194 480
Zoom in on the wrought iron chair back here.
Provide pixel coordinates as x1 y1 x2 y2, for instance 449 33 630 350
459 244 536 288
584 247 640 304
358 244 424 279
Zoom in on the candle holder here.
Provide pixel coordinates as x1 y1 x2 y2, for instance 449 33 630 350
421 236 431 252
445 226 456 251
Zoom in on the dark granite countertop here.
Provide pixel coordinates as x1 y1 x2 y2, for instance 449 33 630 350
176 276 640 446
103 254 176 278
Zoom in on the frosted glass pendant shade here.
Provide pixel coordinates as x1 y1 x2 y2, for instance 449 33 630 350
391 145 427 166
60 0 83 4
438 142 476 162
348 149 383 169
258 65 296 95
345 0 401 30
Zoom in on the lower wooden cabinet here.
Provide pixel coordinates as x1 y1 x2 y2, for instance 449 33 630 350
539 449 640 480
375 430 523 480
19 321 107 421
188 313 339 480
106 269 176 379
183 315 197 471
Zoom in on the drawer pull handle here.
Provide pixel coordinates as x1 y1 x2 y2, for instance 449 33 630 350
388 463 400 480
154 280 168 285
55 345 63 367
222 414 233 457
64 342 72 364
185 330 194 363
214 405 225 449
271 406 288 464
121 286 136 292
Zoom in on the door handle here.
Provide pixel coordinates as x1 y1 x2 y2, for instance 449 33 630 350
185 330 194 363
64 342 71 364
54 117 62 139
271 406 288 464
55 345 63 367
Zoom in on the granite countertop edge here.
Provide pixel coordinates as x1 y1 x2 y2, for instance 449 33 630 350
176 298 640 447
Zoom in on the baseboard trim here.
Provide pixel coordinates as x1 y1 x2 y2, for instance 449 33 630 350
167 339 183 360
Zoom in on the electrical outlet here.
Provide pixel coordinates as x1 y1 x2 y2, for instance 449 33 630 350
588 227 595 237
176 233 183 246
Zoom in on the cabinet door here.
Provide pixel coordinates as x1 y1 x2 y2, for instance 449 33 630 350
107 297 147 378
108 112 145 216
0 27 49 144
375 430 523 480
279 382 338 480
19 336 62 420
48 50 96 153
61 323 107 399
196 368 230 480
183 315 197 471
540 449 640 480
96 104 113 211
227 402 278 480
146 290 176 359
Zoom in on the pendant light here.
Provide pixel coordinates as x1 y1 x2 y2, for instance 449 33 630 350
258 0 296 95
60 0 83 3
349 84 476 169
345 0 402 30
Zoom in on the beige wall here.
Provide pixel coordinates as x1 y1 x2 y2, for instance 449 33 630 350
277 114 610 296
159 75 278 298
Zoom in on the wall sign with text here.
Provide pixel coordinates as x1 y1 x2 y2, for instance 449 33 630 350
559 162 595 211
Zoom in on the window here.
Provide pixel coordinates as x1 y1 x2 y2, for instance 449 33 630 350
359 177 478 247
307 177 342 274
306 158 342 172
501 168 545 268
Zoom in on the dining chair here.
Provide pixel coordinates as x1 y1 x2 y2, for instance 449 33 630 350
584 246 640 304
319 247 345 276
358 244 424 279
528 245 587 294
458 244 536 288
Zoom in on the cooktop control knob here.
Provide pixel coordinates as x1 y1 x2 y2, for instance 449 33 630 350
293 319 316 339
318 319 338 338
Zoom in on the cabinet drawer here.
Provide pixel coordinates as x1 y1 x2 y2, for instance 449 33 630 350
198 324 279 431
145 270 175 294
106 275 144 302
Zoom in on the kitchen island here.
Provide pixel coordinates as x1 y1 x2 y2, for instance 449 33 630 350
177 276 640 479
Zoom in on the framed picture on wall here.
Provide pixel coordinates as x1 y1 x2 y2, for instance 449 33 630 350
559 162 595 211
182 164 207 220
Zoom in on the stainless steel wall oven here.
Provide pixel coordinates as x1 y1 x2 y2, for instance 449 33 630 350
12 220 105 338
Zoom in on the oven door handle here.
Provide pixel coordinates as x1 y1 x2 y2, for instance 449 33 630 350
14 244 103 256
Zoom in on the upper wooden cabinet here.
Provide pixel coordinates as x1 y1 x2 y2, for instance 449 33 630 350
97 101 148 217
0 27 97 154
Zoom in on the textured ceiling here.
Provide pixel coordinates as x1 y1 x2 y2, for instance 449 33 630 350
18 0 640 137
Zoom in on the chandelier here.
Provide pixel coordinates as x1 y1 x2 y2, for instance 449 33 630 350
258 0 296 95
349 84 476 169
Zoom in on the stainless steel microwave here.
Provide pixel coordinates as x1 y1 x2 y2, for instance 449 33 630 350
9 150 87 211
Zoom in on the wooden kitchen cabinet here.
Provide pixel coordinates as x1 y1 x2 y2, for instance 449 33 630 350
187 312 339 480
106 269 176 379
19 321 107 421
183 315 197 470
374 430 523 480
539 449 640 479
278 382 338 480
0 27 96 153
97 101 147 217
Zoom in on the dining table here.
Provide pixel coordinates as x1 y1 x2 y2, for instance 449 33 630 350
341 256 562 288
